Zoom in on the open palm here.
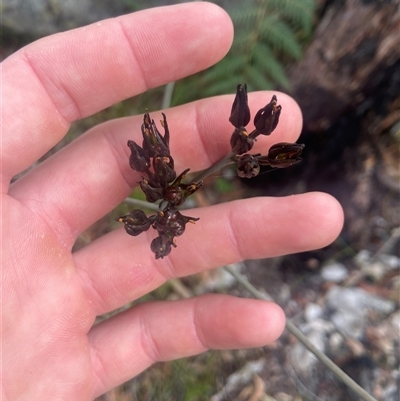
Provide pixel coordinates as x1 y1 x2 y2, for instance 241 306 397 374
2 3 343 400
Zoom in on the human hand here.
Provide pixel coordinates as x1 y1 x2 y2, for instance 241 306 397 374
2 3 344 400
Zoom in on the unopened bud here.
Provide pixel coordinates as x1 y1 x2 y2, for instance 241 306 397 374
229 84 251 128
151 234 175 259
116 209 151 236
139 178 164 203
230 128 255 155
253 95 281 136
127 140 151 173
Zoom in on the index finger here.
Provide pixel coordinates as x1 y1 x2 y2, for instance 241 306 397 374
1 3 233 185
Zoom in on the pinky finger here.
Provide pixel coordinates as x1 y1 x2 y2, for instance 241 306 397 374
89 294 285 398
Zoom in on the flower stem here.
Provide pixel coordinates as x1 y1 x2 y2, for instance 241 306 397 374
192 151 236 183
123 197 160 211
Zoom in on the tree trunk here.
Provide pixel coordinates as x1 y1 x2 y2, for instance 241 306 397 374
288 0 400 133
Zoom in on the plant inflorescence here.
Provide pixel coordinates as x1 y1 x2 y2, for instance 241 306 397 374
117 84 304 259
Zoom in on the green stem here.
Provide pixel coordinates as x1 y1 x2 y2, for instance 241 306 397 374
192 151 236 183
123 197 159 211
161 81 175 110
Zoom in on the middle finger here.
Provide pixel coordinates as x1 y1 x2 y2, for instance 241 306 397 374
73 192 343 316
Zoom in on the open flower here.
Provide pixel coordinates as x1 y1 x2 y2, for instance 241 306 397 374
139 178 164 203
153 155 176 188
163 169 203 207
259 142 305 168
252 95 281 137
230 128 255 155
116 209 152 236
153 207 199 238
150 234 175 259
236 154 261 178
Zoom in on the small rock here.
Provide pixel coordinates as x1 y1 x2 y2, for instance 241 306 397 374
379 253 400 269
321 262 349 282
304 303 324 322
329 332 345 353
355 250 372 267
363 262 386 282
326 286 396 339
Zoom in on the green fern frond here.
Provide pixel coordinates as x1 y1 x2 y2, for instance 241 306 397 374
203 76 242 97
229 1 260 30
170 0 316 105
266 0 315 33
259 16 303 59
202 54 248 82
251 43 291 89
231 30 254 50
245 64 274 92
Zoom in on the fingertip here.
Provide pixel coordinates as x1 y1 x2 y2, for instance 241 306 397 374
200 2 234 54
306 191 344 247
229 299 286 347
252 300 286 345
268 191 344 253
126 2 234 88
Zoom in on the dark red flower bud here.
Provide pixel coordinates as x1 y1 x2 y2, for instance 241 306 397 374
127 140 151 173
253 95 281 136
141 112 170 157
151 234 175 259
229 84 251 128
153 155 176 187
139 178 164 203
260 142 305 168
236 154 261 178
116 209 151 236
153 207 199 237
163 169 203 206
230 128 255 155
163 185 185 207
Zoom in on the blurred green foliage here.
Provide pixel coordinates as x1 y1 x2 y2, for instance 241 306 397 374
114 0 316 110
172 0 316 105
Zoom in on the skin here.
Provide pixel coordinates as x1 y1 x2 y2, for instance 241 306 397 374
1 3 344 401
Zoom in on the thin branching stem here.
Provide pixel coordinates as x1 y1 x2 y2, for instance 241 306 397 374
161 81 175 110
123 197 160 210
223 265 378 401
192 151 236 182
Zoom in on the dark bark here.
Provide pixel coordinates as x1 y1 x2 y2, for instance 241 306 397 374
288 0 400 132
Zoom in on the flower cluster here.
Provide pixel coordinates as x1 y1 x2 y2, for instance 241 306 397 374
118 84 305 260
229 84 304 178
117 112 202 259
